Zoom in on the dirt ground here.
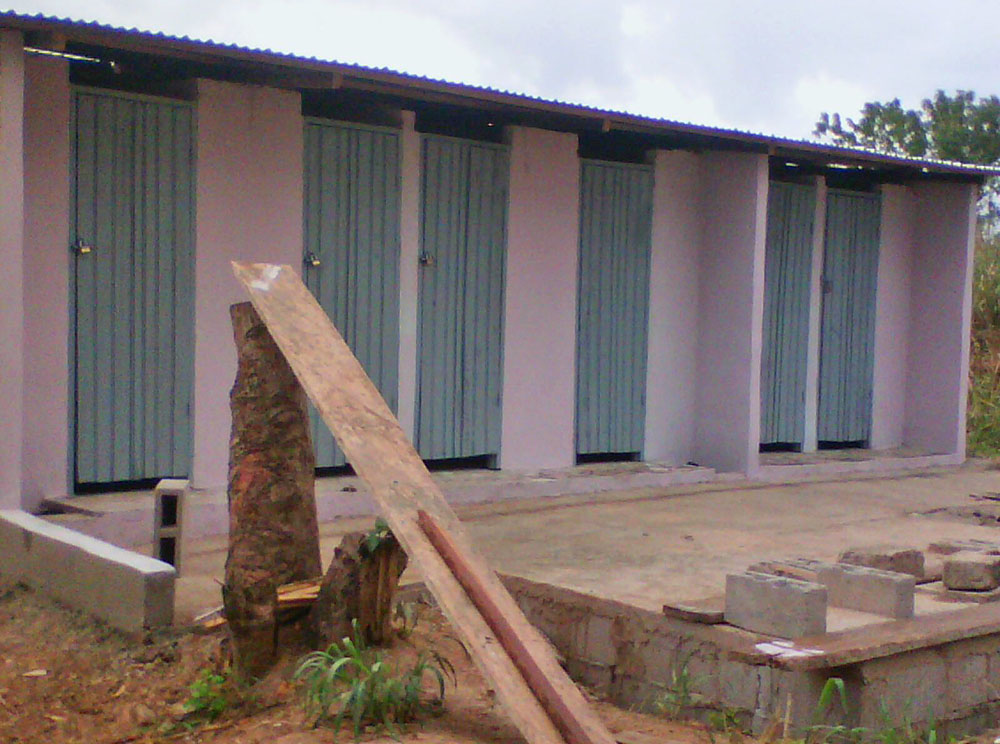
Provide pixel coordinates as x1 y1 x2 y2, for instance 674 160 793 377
0 579 718 744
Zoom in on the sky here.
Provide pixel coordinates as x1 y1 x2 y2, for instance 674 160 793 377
6 0 1000 140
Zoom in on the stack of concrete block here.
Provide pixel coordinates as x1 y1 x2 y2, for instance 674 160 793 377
941 550 1000 591
815 562 915 618
724 572 828 637
726 554 919 638
837 545 925 580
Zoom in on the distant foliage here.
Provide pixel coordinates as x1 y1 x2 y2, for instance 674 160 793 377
970 236 1000 456
815 90 1000 228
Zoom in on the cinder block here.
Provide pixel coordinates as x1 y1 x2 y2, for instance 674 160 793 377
816 563 915 618
585 615 617 666
0 510 175 633
153 478 188 574
928 538 998 556
946 652 988 712
838 545 925 579
860 651 948 727
943 551 1000 591
724 571 827 638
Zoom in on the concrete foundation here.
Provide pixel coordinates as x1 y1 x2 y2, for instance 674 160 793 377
503 573 1000 738
0 510 175 633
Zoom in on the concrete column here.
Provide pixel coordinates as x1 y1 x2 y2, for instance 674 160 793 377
396 111 420 441
499 126 579 470
191 80 304 489
644 150 701 464
692 152 769 475
802 177 827 452
904 181 978 458
870 184 914 450
22 55 71 509
0 31 25 509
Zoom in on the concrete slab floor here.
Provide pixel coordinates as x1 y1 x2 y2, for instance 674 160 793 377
166 461 1000 624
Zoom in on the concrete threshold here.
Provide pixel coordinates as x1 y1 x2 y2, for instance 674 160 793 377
43 460 717 548
0 510 175 633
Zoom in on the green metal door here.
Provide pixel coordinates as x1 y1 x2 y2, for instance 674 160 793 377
71 89 195 485
575 160 653 457
416 135 508 462
818 189 881 445
303 120 401 468
760 181 815 447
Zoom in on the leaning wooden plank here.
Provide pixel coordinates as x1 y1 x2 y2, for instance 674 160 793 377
232 262 614 744
418 510 602 744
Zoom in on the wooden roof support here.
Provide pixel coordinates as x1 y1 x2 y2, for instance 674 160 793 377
231 262 615 744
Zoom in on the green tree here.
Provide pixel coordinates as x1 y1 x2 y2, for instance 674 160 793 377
815 90 1000 226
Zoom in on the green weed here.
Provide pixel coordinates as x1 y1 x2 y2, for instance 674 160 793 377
802 677 941 744
293 618 454 739
651 653 703 719
183 667 230 722
969 235 1000 457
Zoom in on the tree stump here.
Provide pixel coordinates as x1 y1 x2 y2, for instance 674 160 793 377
223 302 322 679
310 530 408 648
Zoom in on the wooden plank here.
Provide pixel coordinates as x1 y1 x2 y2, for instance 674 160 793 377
661 596 725 625
232 262 614 744
418 510 602 744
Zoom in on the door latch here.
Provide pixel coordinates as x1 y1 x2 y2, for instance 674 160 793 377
419 252 435 267
72 240 94 255
304 251 321 267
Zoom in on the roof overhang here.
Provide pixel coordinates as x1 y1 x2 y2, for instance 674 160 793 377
3 11 997 183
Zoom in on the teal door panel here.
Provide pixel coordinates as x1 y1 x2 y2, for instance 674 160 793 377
416 136 508 461
575 160 653 456
303 120 401 468
760 181 815 446
71 89 195 484
818 190 881 444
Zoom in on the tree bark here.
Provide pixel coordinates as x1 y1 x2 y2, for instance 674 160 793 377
310 530 408 648
223 301 322 679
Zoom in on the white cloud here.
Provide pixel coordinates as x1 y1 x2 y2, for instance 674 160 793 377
790 72 873 139
9 0 1000 139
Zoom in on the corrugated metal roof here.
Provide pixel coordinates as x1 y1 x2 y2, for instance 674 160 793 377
2 9 997 179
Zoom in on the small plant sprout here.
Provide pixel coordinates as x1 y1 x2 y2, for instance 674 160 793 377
293 618 455 740
183 667 229 722
364 518 393 555
651 653 703 719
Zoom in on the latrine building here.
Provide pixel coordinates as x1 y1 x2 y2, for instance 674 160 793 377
0 12 988 511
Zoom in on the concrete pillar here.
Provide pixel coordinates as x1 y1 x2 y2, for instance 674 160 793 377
191 80 304 490
904 181 978 458
692 152 769 474
499 126 579 470
801 177 827 452
22 54 71 509
396 111 420 441
644 150 701 464
0 31 25 509
870 184 914 450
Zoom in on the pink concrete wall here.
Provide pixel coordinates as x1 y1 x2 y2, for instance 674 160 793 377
21 55 70 509
644 150 701 463
0 31 25 508
904 182 977 456
500 126 579 470
870 185 914 449
191 80 304 489
693 152 769 474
